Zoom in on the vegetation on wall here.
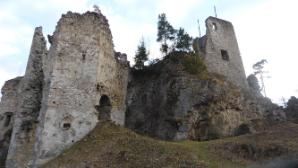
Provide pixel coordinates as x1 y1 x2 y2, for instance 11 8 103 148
182 53 206 76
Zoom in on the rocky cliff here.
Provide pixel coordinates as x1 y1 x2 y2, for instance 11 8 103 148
125 53 273 141
285 96 298 121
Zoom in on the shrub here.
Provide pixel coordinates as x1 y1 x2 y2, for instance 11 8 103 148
182 53 207 76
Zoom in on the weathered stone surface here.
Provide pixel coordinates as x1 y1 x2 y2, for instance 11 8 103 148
246 75 287 122
125 56 262 141
285 96 298 120
0 77 22 167
247 74 261 96
6 27 47 168
32 11 129 166
199 17 249 91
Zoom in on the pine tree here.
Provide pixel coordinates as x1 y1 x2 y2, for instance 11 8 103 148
175 28 193 52
157 13 176 55
134 39 149 69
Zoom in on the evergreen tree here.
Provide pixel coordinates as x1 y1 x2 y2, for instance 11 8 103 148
175 28 193 52
157 13 176 54
134 39 149 69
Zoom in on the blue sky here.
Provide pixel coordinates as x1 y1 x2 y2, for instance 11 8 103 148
0 0 298 104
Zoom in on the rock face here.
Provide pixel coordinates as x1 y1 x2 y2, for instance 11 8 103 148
247 74 286 122
6 27 46 168
0 77 22 167
125 56 262 141
285 96 298 120
198 17 249 91
247 74 261 95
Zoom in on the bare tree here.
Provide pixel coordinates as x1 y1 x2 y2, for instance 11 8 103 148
253 59 269 97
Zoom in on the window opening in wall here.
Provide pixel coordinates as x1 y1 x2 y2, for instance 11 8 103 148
221 50 229 61
212 22 217 31
96 95 112 120
96 83 100 91
82 51 86 61
63 123 71 130
4 112 12 127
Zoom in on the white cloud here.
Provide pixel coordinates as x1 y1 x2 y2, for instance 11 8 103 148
17 0 90 12
113 0 138 6
0 7 33 58
225 0 298 103
156 0 204 24
104 0 205 63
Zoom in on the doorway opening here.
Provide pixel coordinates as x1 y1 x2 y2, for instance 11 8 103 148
97 95 112 120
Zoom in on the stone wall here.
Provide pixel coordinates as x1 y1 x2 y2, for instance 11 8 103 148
0 77 22 167
32 12 129 166
200 17 249 91
5 27 47 168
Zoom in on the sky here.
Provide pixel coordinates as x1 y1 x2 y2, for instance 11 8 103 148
0 0 297 104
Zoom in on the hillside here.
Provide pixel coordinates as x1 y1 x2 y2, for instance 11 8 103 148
43 121 298 168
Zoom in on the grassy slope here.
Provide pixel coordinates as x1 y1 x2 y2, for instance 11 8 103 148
43 121 298 168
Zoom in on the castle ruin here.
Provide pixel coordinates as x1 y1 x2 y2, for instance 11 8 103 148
0 11 252 167
198 17 249 90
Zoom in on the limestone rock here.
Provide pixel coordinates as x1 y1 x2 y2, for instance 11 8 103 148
285 96 298 120
125 56 262 141
247 74 261 95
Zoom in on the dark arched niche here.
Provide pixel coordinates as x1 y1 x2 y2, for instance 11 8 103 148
97 95 112 120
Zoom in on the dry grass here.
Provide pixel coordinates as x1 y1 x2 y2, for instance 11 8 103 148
43 121 298 168
43 122 205 168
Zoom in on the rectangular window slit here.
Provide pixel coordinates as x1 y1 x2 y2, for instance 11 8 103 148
221 50 229 61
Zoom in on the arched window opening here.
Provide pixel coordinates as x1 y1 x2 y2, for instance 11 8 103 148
97 95 112 120
212 22 217 31
100 95 111 107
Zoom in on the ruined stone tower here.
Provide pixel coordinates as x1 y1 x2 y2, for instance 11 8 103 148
32 12 129 166
0 11 129 167
199 17 248 90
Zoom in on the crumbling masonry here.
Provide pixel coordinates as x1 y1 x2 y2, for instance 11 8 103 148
198 17 249 91
1 11 129 167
